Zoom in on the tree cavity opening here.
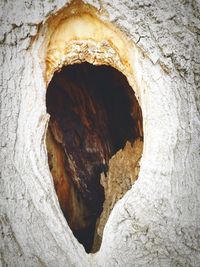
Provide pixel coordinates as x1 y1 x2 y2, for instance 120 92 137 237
46 62 143 253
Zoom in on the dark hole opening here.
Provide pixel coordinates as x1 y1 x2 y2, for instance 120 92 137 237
46 62 142 253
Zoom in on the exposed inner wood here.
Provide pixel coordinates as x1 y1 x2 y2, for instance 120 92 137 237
45 0 136 84
46 62 143 252
92 138 143 252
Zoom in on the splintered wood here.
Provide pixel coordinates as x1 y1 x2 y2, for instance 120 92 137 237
92 139 143 252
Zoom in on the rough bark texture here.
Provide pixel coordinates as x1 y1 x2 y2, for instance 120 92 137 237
0 0 200 267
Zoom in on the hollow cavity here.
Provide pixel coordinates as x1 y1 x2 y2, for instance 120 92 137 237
46 62 143 253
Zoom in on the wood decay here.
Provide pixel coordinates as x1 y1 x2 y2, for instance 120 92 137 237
46 62 143 252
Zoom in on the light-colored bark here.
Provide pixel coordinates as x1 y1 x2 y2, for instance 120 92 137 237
0 0 200 266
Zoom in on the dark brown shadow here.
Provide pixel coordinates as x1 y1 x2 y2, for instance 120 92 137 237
46 62 143 252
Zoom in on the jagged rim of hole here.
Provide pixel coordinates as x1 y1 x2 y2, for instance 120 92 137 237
41 0 144 254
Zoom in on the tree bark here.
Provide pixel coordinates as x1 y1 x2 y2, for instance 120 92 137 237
0 0 200 266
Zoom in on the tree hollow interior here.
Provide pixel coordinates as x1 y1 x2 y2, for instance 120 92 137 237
46 62 143 253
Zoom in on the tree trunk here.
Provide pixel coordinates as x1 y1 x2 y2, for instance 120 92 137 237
0 0 200 266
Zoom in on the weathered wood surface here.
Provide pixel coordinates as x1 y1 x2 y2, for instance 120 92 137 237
0 0 200 266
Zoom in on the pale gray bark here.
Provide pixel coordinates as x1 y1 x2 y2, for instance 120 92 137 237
0 0 200 266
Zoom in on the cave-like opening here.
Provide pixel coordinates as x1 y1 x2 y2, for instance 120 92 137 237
46 62 142 253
